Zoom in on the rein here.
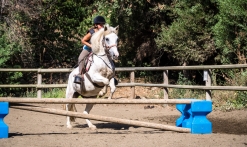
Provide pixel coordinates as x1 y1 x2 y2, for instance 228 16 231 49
94 53 113 70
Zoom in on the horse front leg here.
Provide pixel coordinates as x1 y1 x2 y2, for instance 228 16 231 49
84 104 97 130
91 73 109 85
108 78 116 99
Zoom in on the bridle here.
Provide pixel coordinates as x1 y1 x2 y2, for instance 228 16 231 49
102 35 117 51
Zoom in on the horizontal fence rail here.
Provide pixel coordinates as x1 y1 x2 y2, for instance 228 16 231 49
1 64 247 72
1 64 247 100
1 83 247 91
0 98 194 104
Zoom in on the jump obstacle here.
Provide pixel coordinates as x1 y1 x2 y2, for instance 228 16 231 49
0 98 212 138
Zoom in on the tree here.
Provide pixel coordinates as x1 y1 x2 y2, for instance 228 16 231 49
0 24 23 96
155 0 217 65
213 0 247 64
111 0 171 66
0 27 19 67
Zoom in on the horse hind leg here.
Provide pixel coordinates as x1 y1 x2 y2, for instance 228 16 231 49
84 104 97 130
65 104 74 129
65 92 79 129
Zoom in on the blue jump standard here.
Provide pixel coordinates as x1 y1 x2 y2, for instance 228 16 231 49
0 102 9 138
176 99 212 134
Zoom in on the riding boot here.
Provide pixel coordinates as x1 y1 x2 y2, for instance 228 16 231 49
74 49 90 84
74 74 83 84
74 62 84 84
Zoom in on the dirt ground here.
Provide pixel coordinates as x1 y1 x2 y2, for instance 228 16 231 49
1 87 247 147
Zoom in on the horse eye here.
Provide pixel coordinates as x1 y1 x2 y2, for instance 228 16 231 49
105 38 109 42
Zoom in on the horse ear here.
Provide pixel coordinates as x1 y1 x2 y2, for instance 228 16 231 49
98 26 107 42
104 24 109 31
115 25 119 34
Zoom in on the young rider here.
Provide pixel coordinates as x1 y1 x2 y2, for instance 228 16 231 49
74 16 106 84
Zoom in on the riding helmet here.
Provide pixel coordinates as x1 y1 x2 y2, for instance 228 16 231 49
93 16 106 24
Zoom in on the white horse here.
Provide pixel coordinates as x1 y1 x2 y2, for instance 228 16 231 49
65 24 119 129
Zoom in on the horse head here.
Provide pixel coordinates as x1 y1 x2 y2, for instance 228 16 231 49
104 25 119 60
91 24 119 60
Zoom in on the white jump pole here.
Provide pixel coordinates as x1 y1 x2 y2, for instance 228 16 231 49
1 98 193 104
10 105 191 133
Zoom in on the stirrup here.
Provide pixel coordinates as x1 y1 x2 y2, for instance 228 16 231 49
74 75 82 84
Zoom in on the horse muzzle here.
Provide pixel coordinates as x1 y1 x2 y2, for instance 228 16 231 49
109 46 119 60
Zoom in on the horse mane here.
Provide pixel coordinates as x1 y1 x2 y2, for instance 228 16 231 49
90 24 108 54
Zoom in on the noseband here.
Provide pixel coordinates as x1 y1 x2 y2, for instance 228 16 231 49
102 35 117 51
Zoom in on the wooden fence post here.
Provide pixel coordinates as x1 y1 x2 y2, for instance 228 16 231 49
163 70 169 99
130 71 135 99
37 68 42 98
205 70 212 101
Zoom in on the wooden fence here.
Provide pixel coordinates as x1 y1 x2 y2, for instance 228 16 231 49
1 64 247 100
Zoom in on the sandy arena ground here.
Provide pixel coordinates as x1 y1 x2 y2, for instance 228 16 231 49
1 103 247 147
1 86 247 147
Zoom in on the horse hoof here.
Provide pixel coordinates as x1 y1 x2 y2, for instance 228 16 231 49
67 125 73 129
103 79 110 85
98 91 104 96
89 125 97 130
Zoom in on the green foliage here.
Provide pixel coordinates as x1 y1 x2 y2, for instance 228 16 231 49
30 0 93 67
23 89 37 98
155 0 216 65
212 0 247 64
234 91 247 108
170 72 205 99
2 0 247 68
0 24 21 67
220 70 247 109
24 88 66 98
217 91 247 110
0 23 24 96
42 88 66 98
110 0 170 66
0 35 11 66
